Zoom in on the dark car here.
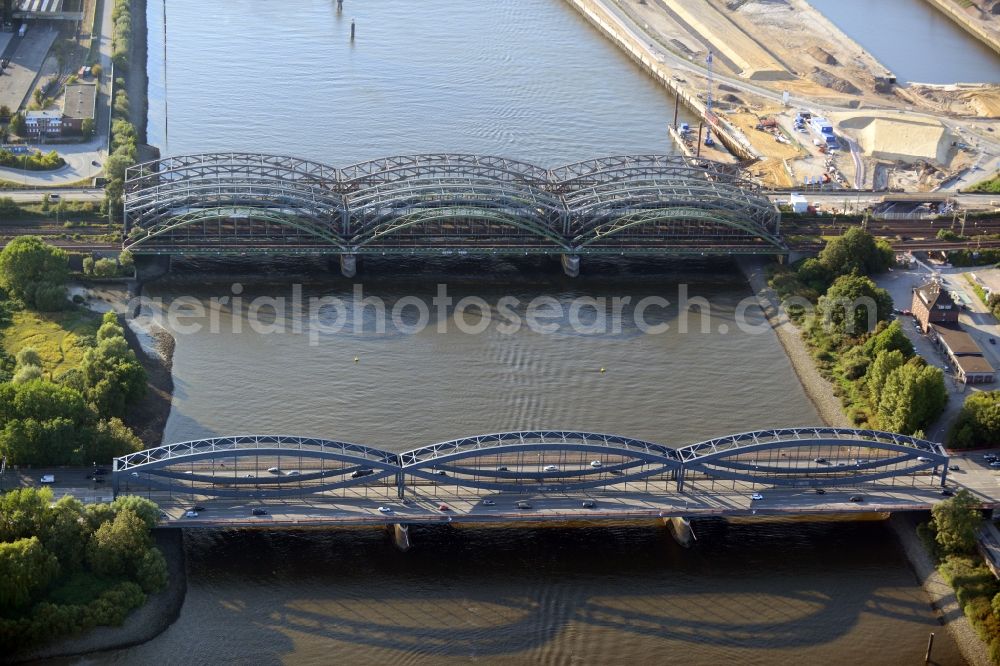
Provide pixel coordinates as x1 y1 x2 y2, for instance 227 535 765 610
251 508 267 516
496 466 509 472
941 489 955 497
849 495 864 502
815 488 826 495
350 468 374 478
93 467 108 475
191 505 206 512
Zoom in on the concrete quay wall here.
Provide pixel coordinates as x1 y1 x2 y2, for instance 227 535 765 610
561 0 760 161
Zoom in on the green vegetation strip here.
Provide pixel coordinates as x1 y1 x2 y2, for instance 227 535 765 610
768 228 946 433
921 491 1000 663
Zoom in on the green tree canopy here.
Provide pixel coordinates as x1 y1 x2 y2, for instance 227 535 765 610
817 273 893 337
0 486 53 543
867 349 905 408
818 227 894 277
86 508 150 579
0 380 89 425
0 537 60 609
864 320 914 360
948 391 1000 450
876 362 947 434
932 489 981 555
0 236 69 306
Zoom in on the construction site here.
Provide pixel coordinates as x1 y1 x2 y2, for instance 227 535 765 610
566 0 1000 192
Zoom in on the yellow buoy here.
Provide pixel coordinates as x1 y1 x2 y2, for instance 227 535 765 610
354 357 359 363
599 367 606 373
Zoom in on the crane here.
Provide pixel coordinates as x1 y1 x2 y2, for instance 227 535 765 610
704 50 716 148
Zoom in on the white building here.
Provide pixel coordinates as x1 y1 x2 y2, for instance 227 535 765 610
24 110 62 137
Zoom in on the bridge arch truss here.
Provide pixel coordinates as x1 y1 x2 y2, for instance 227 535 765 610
123 153 784 257
113 428 948 501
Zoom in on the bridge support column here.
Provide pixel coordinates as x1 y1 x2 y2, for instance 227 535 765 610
561 254 580 278
134 254 171 281
391 523 411 551
663 516 695 548
339 254 357 278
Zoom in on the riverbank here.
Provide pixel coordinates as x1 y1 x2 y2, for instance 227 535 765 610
16 529 187 664
891 513 993 666
741 254 994 663
71 280 175 449
738 256 851 428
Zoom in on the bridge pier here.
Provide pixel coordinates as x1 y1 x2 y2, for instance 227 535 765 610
339 254 357 278
663 516 695 548
134 254 171 281
561 254 580 278
391 523 411 551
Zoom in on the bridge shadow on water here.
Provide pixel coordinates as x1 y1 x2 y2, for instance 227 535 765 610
156 520 954 663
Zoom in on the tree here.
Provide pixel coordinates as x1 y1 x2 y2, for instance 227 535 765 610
12 365 44 384
135 548 168 593
82 256 95 275
867 349 904 408
93 258 118 277
9 113 25 137
0 417 80 465
0 379 88 424
0 236 69 306
0 537 60 609
86 508 150 578
111 496 160 531
77 417 143 463
80 118 95 139
876 362 947 434
42 496 91 572
818 228 894 277
932 489 981 555
15 347 42 369
948 391 1000 449
864 320 914 359
0 487 53 543
817 273 893 337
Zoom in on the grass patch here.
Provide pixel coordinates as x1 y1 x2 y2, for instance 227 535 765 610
966 274 991 307
967 172 1000 194
1 308 99 377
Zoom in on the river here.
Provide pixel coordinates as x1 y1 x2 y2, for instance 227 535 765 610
101 0 973 663
808 0 999 84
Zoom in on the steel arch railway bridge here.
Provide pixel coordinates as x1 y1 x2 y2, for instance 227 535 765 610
113 428 950 507
123 153 784 275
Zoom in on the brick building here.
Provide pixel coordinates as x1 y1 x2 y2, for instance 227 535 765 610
911 280 959 333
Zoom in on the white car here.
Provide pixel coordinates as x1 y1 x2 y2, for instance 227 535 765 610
543 465 559 472
481 499 496 506
40 474 55 484
589 460 603 468
377 506 392 514
184 510 199 518
267 467 281 474
751 493 764 501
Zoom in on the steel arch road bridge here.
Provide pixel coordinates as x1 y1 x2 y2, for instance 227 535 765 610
110 428 997 529
122 154 784 274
